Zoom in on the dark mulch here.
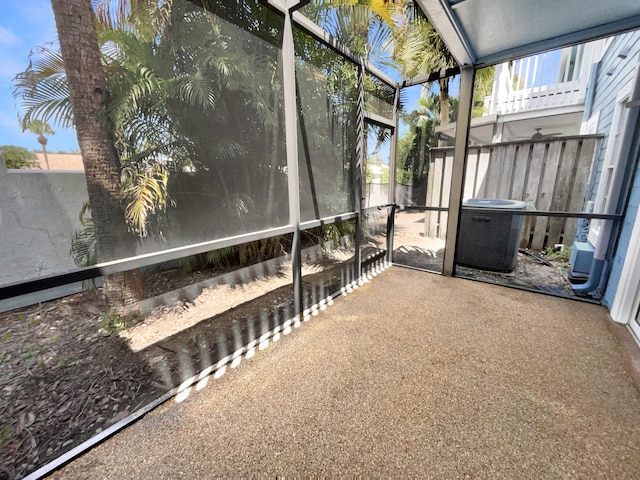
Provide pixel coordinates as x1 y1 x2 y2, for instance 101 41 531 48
0 255 354 480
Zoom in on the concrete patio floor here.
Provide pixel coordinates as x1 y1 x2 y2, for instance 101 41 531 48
51 266 640 478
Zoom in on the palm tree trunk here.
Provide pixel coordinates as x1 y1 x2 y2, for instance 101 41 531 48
51 0 143 312
438 78 450 147
41 144 50 170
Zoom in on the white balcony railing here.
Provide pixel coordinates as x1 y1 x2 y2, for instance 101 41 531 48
484 42 604 116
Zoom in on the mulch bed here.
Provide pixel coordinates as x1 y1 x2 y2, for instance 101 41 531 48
0 291 160 480
0 256 350 480
0 263 239 479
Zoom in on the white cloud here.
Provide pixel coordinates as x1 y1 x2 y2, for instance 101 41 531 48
0 26 20 46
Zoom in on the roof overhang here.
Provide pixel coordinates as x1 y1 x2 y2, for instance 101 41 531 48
416 0 640 67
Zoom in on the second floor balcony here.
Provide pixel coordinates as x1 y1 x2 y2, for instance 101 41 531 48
484 41 607 116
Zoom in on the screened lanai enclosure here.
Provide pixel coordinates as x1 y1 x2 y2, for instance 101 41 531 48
1 0 640 478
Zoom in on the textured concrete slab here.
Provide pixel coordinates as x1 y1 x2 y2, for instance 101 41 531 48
52 267 640 479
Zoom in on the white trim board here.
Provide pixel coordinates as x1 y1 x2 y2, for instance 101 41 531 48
610 199 640 325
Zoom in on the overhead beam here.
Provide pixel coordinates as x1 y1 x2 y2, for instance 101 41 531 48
364 110 395 129
401 66 461 88
414 0 475 66
476 14 640 67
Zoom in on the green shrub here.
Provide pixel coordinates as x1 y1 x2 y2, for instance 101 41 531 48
0 145 38 169
99 311 143 334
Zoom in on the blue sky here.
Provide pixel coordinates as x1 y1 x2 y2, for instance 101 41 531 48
0 0 79 152
0 1 463 155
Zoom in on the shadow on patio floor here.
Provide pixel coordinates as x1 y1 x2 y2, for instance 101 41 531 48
51 267 640 478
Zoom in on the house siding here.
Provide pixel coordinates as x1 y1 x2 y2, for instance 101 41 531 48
604 173 640 307
582 31 640 307
586 33 640 203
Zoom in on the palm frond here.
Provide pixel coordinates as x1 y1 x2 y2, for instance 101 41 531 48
223 193 254 219
13 47 73 129
121 163 169 236
213 140 247 162
70 201 97 267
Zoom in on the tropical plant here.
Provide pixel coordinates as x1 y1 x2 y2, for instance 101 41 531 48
179 236 292 274
0 145 39 169
121 163 169 237
395 91 439 183
17 0 288 237
301 0 397 66
70 201 96 268
50 0 144 311
390 6 455 138
14 0 295 310
24 120 55 169
390 5 494 136
13 46 72 131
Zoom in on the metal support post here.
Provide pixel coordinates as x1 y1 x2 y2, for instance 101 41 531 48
282 9 303 317
386 205 396 264
353 64 365 282
442 66 476 276
389 80 400 205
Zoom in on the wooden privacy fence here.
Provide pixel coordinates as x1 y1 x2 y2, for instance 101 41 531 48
426 135 601 250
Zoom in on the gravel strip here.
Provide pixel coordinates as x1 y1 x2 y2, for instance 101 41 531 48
51 267 640 479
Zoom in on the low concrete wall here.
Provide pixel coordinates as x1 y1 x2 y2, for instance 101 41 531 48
365 182 389 207
0 161 88 287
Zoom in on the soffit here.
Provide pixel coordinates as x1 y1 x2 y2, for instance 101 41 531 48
416 0 640 66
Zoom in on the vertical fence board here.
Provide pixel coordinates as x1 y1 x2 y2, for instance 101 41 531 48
475 148 491 197
464 148 479 200
531 141 562 249
484 146 502 198
512 144 533 248
425 155 436 210
511 144 530 201
522 142 547 247
429 136 600 247
439 151 453 238
497 144 517 199
565 138 598 244
427 152 444 238
548 140 578 246
424 151 438 236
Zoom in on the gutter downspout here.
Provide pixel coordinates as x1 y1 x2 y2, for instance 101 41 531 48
573 59 640 297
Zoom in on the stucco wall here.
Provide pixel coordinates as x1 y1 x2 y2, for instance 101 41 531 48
0 161 88 287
